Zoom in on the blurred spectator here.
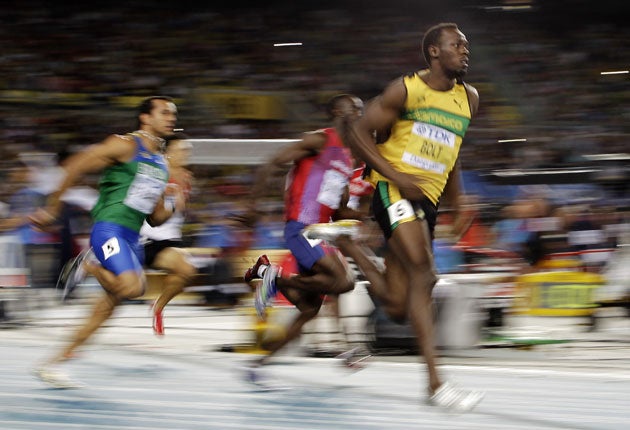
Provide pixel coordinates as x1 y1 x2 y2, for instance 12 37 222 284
0 157 60 287
252 210 286 249
489 204 534 258
0 1 626 279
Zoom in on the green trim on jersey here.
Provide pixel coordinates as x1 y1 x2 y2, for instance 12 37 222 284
401 107 470 137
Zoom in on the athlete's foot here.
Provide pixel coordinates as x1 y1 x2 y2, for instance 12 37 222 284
62 351 80 360
244 254 271 283
60 248 99 302
241 362 289 391
254 264 279 320
427 381 484 412
152 305 164 336
33 364 84 389
336 347 370 372
303 219 362 244
242 363 265 386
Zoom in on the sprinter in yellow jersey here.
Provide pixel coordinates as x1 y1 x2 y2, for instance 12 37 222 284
338 23 482 411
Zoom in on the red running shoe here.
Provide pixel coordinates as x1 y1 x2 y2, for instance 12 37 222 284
153 307 164 336
244 254 270 283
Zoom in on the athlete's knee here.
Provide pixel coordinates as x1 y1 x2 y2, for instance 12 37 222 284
406 257 437 290
116 275 145 299
330 265 355 294
156 251 198 280
294 294 323 316
418 269 438 291
301 303 321 320
383 299 408 323
343 276 355 293
334 275 354 294
178 262 198 282
93 295 119 317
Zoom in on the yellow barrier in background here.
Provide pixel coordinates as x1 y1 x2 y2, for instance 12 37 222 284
513 271 604 316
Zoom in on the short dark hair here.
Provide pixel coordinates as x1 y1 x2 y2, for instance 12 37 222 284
422 22 459 65
136 95 174 128
325 93 355 120
164 131 189 150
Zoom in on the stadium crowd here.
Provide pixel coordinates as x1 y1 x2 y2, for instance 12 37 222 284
0 1 627 287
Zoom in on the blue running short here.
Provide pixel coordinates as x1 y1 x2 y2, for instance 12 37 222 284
90 221 144 276
284 220 325 273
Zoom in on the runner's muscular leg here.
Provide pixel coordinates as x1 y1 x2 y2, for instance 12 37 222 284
257 288 323 365
50 290 122 364
86 265 145 299
380 250 410 322
335 237 386 298
276 253 353 295
151 247 197 311
88 224 147 299
388 219 441 393
335 236 409 321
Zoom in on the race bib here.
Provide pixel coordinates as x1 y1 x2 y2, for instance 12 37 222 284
124 172 166 214
101 237 120 260
316 169 348 209
387 199 415 225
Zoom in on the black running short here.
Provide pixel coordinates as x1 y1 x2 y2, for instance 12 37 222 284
371 181 438 240
143 239 184 268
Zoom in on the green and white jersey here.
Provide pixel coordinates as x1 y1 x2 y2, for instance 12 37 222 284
91 135 169 232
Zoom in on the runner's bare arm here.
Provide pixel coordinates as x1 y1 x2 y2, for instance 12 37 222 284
146 183 183 227
350 79 426 200
30 135 135 226
464 83 480 117
236 131 328 227
442 161 471 240
334 186 368 221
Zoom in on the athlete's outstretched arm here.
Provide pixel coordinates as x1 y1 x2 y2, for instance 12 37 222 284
30 135 134 226
442 83 479 240
146 184 184 227
237 132 328 226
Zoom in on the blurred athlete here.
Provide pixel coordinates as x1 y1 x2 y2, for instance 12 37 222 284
241 94 366 385
317 23 484 411
30 96 180 388
323 161 376 356
140 132 197 336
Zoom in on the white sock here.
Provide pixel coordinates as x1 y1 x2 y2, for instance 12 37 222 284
257 265 269 278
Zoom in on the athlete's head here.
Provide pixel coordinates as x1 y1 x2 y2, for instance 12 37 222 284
136 96 178 137
164 132 192 167
422 23 470 80
325 94 364 122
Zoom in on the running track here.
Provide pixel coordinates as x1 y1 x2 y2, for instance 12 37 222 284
1 304 629 429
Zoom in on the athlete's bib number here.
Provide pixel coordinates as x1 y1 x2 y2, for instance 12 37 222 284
101 237 120 260
387 199 414 225
317 169 348 209
387 199 426 227
124 173 166 214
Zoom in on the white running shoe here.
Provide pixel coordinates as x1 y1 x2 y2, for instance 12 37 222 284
59 248 97 302
254 265 279 320
428 381 484 412
336 347 371 372
33 365 84 389
303 219 362 243
241 364 289 392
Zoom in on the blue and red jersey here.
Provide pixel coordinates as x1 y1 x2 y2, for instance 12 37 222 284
284 128 354 225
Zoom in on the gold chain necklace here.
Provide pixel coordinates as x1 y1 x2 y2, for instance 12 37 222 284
133 130 165 148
